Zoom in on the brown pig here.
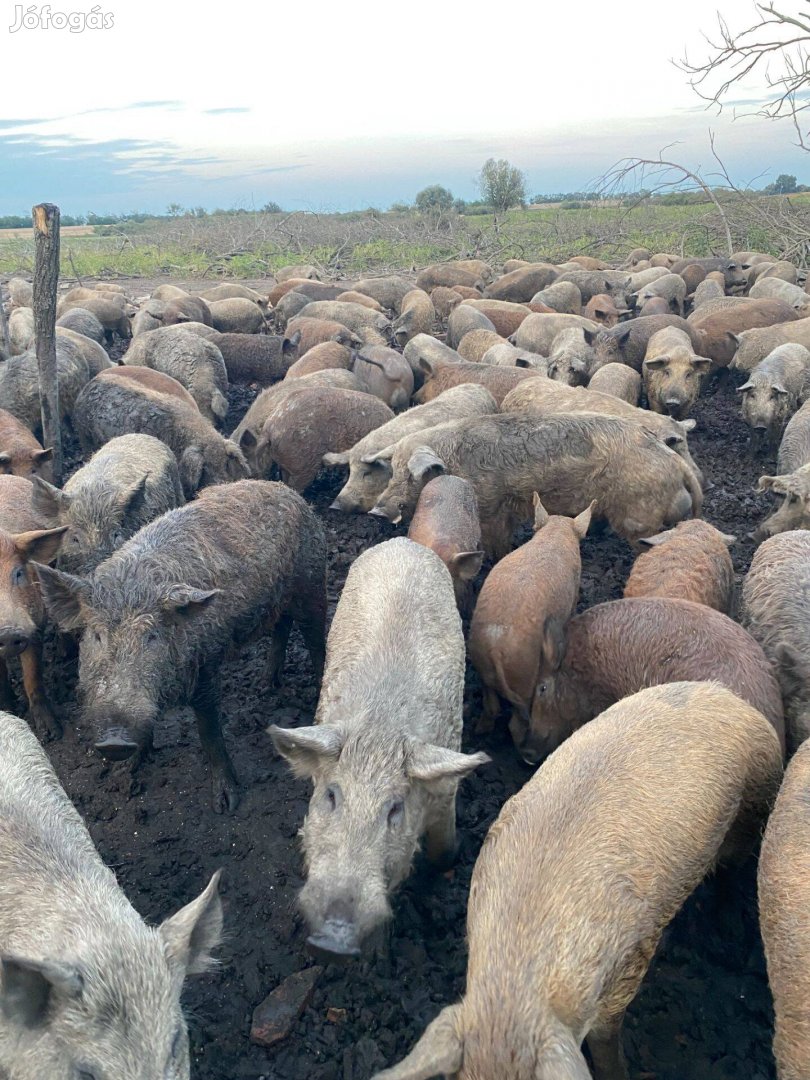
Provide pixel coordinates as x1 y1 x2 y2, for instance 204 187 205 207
456 329 505 363
759 738 810 1080
430 286 463 319
525 597 784 764
691 298 800 367
407 476 483 614
98 365 199 410
0 475 66 739
374 681 782 1080
587 362 641 404
754 465 810 539
623 519 736 614
284 316 361 358
469 496 592 739
460 299 532 337
0 410 53 482
583 292 627 327
643 325 712 418
414 356 543 405
391 289 435 345
284 342 354 379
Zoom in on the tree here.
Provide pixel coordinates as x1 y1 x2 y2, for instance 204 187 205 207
764 172 799 193
477 158 526 216
166 203 183 217
679 3 810 149
388 200 411 213
414 185 454 214
261 201 282 213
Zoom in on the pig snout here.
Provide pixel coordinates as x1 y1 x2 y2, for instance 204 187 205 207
89 706 154 762
305 897 363 961
300 878 389 961
95 728 140 762
330 492 359 513
0 626 33 659
664 396 687 419
369 503 401 525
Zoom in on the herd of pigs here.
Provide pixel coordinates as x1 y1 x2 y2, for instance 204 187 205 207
0 244 809 1079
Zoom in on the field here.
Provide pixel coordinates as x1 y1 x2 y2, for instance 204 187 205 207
21 312 780 1080
2 194 809 282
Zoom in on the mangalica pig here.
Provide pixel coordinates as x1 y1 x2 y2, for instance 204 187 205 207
531 280 582 314
36 480 326 813
407 476 484 614
368 413 701 559
483 342 549 370
743 531 810 749
447 304 497 349
8 307 34 354
414 355 543 406
73 375 249 497
500 378 703 483
284 316 362 357
547 326 596 385
483 265 558 302
416 263 485 292
593 314 706 371
56 305 105 343
583 292 627 327
759 739 810 1080
348 276 415 313
0 475 66 739
554 269 631 304
285 341 353 378
638 296 671 317
0 408 53 481
731 316 810 372
513 312 599 356
336 290 385 310
623 519 735 613
777 397 810 473
275 262 321 283
469 496 592 738
0 340 90 433
457 329 505 363
460 299 532 337
244 386 393 489
325 383 498 513
737 343 810 452
270 538 488 958
296 300 391 343
632 272 687 316
161 296 213 328
671 256 748 291
392 288 435 344
7 277 33 308
430 286 463 319
206 297 264 334
587 362 641 404
123 327 229 424
692 276 726 310
353 346 414 410
56 326 111 376
216 332 296 384
760 259 799 284
198 282 270 309
131 304 164 337
58 295 131 341
628 266 671 291
526 597 784 764
31 434 185 576
374 682 781 1080
0 711 223 1080
268 280 336 307
749 276 810 313
625 245 652 265
402 333 462 387
99 365 199 409
754 464 810 539
643 326 712 418
273 290 318 328
151 284 191 302
690 299 800 366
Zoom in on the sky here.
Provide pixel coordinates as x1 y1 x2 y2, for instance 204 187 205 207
1 0 808 215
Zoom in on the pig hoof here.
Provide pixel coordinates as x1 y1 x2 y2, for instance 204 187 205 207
31 706 63 741
212 774 240 814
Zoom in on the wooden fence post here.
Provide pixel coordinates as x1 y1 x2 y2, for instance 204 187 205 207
0 280 10 360
32 203 62 485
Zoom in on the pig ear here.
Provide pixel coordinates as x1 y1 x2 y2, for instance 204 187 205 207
33 447 54 464
644 356 668 370
772 383 789 396
678 418 697 432
417 355 438 377
720 531 737 545
406 742 489 784
756 475 780 493
268 724 344 778
179 446 205 492
0 954 83 1028
162 585 221 620
362 445 395 466
728 332 741 347
573 500 596 538
736 382 754 393
14 527 68 565
407 447 446 482
322 450 350 467
532 492 549 529
239 428 257 450
117 473 149 516
583 328 598 346
449 550 484 581
637 531 672 548
31 564 89 630
374 1005 464 1080
211 389 229 421
30 475 69 520
691 356 712 374
616 326 632 347
159 870 223 977
284 330 301 351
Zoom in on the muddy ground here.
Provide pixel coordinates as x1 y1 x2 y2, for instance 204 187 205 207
34 353 780 1080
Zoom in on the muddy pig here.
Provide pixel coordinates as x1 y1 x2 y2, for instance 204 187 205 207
643 325 712 418
525 597 784 764
547 326 596 384
368 412 701 559
31 434 185 576
36 480 326 813
407 476 484 614
99 364 199 409
0 340 90 434
353 346 414 410
216 332 296 384
691 299 800 367
583 292 627 326
469 496 592 740
623 519 735 614
0 408 53 481
161 295 213 328
244 385 393 490
56 305 105 343
73 375 249 497
482 264 558 302
759 738 810 1080
0 710 224 1080
391 288 435 344
414 355 543 405
269 538 488 958
374 682 781 1080
593 314 707 371
738 343 810 452
123 326 229 424
285 341 353 379
58 295 131 342
587 362 641 403
755 464 810 540
456 329 505 363
743 531 810 750
207 297 265 334
284 316 362 357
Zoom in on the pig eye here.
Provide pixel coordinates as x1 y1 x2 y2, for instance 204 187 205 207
110 529 125 546
387 799 404 828
324 785 340 811
145 628 160 644
536 682 548 696
10 565 26 587
75 1069 99 1080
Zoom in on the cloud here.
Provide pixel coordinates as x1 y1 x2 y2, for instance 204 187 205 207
203 107 251 115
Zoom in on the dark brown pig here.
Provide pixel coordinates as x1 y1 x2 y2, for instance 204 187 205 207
407 476 483 614
525 597 784 764
216 332 296 384
35 481 327 813
690 299 800 367
414 356 543 406
623 519 735 613
469 495 592 739
583 293 627 327
284 316 362 358
285 341 354 379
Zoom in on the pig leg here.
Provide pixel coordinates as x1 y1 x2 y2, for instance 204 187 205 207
0 657 15 713
267 613 293 688
21 644 62 740
586 1015 628 1080
191 663 239 814
474 687 501 735
424 791 458 870
295 612 326 685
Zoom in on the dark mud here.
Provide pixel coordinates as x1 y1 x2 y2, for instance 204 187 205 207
35 369 779 1080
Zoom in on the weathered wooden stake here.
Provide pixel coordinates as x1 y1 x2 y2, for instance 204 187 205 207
0 280 10 359
32 203 62 485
